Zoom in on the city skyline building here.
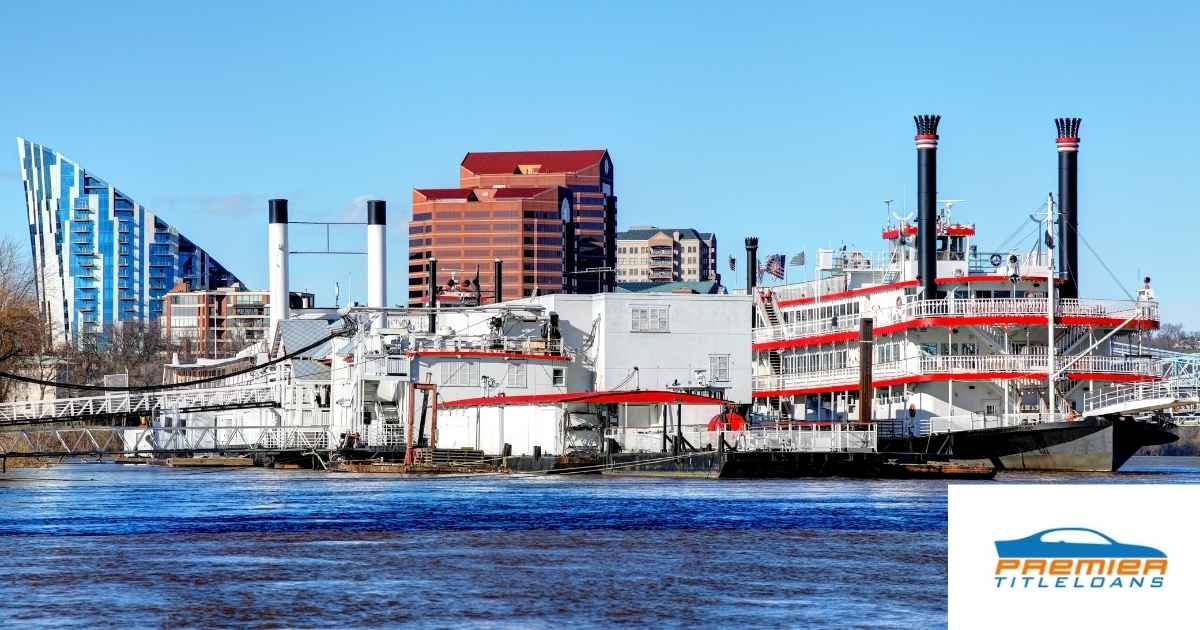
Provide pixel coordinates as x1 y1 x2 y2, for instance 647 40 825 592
161 281 315 359
16 138 242 345
409 149 617 305
615 226 718 285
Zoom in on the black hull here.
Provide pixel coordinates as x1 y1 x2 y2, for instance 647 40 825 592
598 451 994 479
878 416 1178 472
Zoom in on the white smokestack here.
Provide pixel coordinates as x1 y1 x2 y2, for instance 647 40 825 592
367 199 386 308
268 199 289 330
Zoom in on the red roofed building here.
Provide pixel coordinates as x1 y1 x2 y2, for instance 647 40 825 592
409 149 618 305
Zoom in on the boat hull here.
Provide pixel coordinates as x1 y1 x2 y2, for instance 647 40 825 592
879 416 1178 472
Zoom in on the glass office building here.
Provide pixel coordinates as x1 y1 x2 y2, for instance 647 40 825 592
16 138 241 345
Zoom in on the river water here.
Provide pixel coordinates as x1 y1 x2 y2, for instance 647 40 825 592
2 456 1198 629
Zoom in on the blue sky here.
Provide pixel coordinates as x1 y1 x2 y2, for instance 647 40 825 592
1 1 1197 324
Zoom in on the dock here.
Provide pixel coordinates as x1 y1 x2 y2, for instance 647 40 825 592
166 456 254 468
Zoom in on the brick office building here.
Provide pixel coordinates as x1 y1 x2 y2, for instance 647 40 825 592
408 150 617 306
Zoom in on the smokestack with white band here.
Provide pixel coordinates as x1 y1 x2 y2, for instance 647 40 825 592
367 199 387 308
1056 117 1081 299
914 114 941 298
268 199 289 330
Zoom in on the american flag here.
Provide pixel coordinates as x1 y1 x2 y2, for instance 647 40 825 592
763 253 785 280
728 255 736 271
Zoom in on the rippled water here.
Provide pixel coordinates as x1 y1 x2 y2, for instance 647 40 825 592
1 456 1197 629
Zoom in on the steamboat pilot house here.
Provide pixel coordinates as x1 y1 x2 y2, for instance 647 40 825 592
750 116 1162 444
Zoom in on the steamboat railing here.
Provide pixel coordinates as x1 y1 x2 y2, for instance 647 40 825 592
604 424 877 454
753 354 1159 392
754 297 1159 345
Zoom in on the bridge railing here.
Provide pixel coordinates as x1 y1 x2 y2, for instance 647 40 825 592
0 383 281 425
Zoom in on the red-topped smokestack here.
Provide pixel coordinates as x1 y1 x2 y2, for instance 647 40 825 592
1056 117 1081 299
914 114 941 298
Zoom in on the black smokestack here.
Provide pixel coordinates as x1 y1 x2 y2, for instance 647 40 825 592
493 258 503 304
744 237 759 293
914 114 941 298
1056 117 1081 299
427 257 438 333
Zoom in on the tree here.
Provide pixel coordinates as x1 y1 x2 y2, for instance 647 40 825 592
0 235 50 402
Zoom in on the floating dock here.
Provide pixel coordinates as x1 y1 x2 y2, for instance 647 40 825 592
166 456 254 468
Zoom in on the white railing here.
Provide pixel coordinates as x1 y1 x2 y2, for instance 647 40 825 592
604 424 876 453
0 383 282 425
754 297 1160 344
254 427 331 450
736 425 876 452
754 360 911 392
1084 379 1200 414
0 423 335 456
753 354 1159 392
920 354 1157 376
925 413 1048 436
762 276 850 304
754 314 862 344
414 336 566 357
367 423 406 448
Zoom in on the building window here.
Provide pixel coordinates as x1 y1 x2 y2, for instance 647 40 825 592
507 363 527 388
552 367 565 386
709 355 731 383
440 361 479 386
631 305 669 332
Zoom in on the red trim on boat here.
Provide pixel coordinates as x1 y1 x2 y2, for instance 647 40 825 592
439 390 728 409
753 371 1159 398
753 315 1157 351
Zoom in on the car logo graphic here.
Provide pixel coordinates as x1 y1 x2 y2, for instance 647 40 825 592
995 527 1166 559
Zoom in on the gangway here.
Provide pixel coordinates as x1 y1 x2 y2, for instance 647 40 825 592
0 382 281 426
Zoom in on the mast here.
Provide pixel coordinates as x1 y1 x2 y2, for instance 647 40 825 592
1046 193 1056 419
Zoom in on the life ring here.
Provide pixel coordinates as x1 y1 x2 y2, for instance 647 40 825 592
707 411 747 431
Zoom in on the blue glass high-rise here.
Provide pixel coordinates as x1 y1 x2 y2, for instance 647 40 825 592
16 138 241 345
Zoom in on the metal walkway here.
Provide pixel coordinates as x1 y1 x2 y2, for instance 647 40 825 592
0 383 280 426
0 422 333 459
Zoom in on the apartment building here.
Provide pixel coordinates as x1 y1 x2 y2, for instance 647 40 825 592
615 227 718 284
161 282 314 358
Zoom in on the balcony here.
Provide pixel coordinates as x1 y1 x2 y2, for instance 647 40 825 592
752 354 1160 393
754 298 1161 345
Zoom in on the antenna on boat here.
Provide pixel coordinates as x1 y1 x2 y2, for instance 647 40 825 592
1046 192 1057 420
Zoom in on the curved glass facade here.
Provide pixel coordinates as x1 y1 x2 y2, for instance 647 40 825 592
16 138 241 345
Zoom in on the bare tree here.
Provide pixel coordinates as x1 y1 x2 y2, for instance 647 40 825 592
0 235 45 401
64 320 176 389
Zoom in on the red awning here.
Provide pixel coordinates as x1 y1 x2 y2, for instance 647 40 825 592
439 390 727 409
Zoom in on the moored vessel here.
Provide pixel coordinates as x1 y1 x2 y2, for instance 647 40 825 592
749 114 1177 471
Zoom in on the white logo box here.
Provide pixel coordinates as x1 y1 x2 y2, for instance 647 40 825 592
948 484 1198 630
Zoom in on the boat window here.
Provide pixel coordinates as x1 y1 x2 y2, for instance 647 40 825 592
1040 530 1109 545
507 363 527 388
